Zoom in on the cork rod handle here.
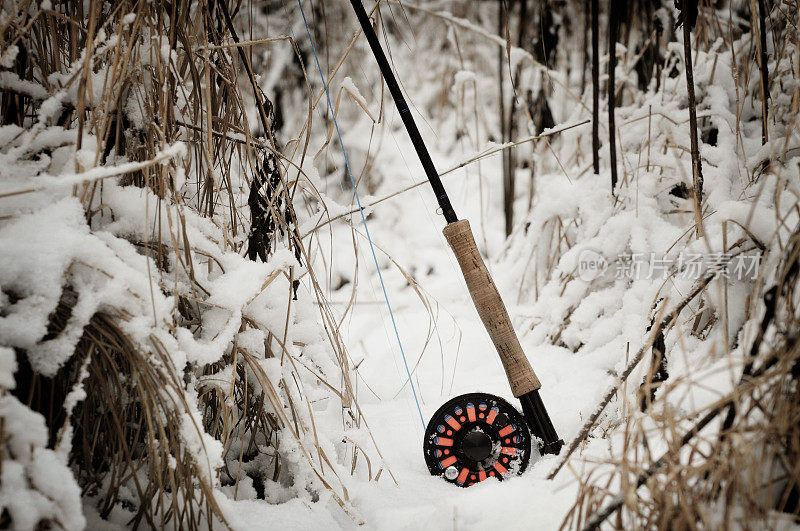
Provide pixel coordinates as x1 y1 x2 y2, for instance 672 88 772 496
442 220 541 397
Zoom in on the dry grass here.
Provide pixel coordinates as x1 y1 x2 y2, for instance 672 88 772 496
3 0 800 529
538 2 800 528
0 0 393 528
562 226 800 529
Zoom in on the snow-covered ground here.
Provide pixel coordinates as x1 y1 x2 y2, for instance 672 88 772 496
2 2 797 529
323 135 587 530
296 68 621 525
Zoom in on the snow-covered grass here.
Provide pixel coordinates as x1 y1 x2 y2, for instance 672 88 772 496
0 2 385 529
293 1 800 529
1 0 799 529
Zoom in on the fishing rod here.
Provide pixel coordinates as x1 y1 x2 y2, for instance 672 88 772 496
348 0 564 486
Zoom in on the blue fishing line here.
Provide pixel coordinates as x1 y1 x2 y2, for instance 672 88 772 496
297 0 425 429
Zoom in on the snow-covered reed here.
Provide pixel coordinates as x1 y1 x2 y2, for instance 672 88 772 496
0 1 387 528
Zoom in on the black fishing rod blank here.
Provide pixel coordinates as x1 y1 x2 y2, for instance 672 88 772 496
348 0 563 486
348 0 456 224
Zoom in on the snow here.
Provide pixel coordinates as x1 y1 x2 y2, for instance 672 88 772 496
0 396 85 530
0 71 49 100
0 199 88 353
0 45 18 69
1 2 797 529
0 347 16 389
0 142 185 197
274 7 796 528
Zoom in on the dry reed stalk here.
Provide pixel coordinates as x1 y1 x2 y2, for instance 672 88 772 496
756 0 770 145
607 2 620 193
680 0 706 238
567 218 800 528
0 1 392 528
591 0 600 175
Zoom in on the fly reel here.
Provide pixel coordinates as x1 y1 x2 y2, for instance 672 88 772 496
423 393 532 487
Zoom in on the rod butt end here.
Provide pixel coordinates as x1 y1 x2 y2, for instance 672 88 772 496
519 390 564 456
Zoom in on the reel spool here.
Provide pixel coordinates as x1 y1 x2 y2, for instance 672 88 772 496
423 393 532 487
